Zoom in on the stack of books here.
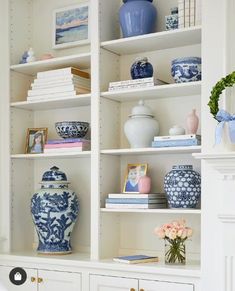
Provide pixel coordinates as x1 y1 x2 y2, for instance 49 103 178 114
152 134 201 148
27 67 91 102
108 77 167 92
178 0 201 28
105 193 167 209
44 138 90 154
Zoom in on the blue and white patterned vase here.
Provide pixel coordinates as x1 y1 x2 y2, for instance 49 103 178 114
119 0 157 38
165 7 178 30
130 57 154 79
171 57 202 83
31 166 79 254
164 165 201 208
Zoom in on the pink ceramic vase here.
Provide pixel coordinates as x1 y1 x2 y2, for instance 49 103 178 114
186 109 199 134
138 176 151 194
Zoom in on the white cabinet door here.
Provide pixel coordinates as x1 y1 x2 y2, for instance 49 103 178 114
90 274 138 291
38 270 81 291
0 266 37 291
139 279 194 291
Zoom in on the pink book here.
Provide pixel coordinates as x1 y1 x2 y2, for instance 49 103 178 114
44 142 90 149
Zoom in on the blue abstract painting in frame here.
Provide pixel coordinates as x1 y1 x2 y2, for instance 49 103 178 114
53 3 89 49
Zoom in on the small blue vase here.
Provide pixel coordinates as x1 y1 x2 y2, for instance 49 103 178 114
164 165 201 208
130 57 154 79
119 0 157 38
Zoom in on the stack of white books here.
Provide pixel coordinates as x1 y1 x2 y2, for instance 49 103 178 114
108 77 167 92
178 0 201 28
105 193 167 209
27 67 91 102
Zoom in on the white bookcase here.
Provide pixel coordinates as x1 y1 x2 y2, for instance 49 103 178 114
0 0 208 290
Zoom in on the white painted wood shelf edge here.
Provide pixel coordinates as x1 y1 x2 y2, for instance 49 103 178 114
10 53 91 75
101 208 201 214
10 94 91 110
11 151 91 159
0 252 201 278
101 26 202 55
101 81 201 102
101 146 201 155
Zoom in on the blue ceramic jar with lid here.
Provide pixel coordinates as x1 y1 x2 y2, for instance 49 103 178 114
31 166 79 254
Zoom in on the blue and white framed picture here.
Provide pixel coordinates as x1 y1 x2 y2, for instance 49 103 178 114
53 3 89 49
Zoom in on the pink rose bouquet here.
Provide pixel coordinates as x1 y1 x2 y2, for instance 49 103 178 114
154 219 193 264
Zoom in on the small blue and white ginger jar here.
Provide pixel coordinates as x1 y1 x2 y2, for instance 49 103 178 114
130 57 154 79
31 166 79 254
171 57 202 83
164 165 201 208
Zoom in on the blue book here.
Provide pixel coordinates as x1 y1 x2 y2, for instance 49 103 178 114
113 255 158 264
47 138 90 144
152 138 201 148
105 198 166 204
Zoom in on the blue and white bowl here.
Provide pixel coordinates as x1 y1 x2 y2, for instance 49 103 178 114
55 121 89 139
164 165 201 208
171 57 201 83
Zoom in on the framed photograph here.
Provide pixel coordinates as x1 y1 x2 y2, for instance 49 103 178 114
26 128 48 154
123 164 148 193
53 3 89 49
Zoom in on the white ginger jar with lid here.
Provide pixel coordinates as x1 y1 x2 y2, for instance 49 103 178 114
124 100 159 148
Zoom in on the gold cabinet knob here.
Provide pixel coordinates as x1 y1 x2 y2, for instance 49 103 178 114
140 289 145 291
31 277 36 282
130 289 135 291
38 277 43 283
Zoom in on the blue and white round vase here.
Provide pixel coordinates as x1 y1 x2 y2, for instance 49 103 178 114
164 165 201 208
171 57 202 83
130 57 154 79
119 0 157 38
31 166 79 254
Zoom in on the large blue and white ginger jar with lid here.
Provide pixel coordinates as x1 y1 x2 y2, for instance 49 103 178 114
164 165 201 208
31 166 79 254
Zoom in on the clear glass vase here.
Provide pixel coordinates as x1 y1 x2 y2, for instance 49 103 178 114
165 239 186 265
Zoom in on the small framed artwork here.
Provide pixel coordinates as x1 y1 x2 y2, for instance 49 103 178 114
53 3 89 49
26 128 48 154
123 164 148 193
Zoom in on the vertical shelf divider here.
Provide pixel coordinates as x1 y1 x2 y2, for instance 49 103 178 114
90 0 101 260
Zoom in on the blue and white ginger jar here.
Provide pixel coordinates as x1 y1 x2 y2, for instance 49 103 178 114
164 165 201 208
31 166 79 254
171 57 201 83
130 57 154 79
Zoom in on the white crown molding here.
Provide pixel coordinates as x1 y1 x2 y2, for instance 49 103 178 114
193 153 235 179
218 214 235 223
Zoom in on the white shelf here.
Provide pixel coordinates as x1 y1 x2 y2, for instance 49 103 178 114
101 146 201 156
101 82 201 102
11 151 91 159
10 53 91 76
101 208 201 214
0 251 200 278
101 26 201 55
10 94 91 111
